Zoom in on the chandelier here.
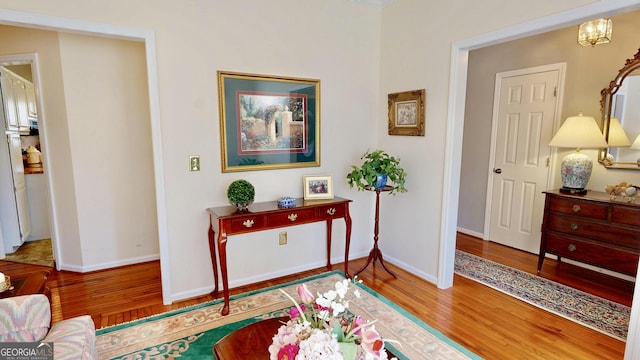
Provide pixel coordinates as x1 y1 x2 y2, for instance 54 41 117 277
578 18 612 47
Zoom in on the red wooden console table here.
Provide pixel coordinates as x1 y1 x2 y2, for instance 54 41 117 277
207 197 352 315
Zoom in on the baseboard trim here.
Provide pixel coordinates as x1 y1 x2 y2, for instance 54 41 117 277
59 254 161 273
456 227 484 239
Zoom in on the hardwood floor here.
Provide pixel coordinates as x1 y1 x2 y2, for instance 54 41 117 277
0 233 632 359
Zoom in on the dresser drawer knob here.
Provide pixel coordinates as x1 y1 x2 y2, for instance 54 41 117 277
242 219 254 228
568 244 577 252
288 213 298 221
572 205 581 213
570 223 579 231
327 208 336 215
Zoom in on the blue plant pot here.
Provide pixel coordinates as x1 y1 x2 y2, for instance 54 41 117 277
372 174 388 189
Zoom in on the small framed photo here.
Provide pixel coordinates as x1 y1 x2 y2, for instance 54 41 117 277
303 175 334 200
388 89 425 136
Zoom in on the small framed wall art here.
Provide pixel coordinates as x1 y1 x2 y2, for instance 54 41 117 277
217 71 321 172
388 89 425 136
303 175 334 200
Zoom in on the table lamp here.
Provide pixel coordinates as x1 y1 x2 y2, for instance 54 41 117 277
631 133 640 150
607 118 631 147
549 113 607 194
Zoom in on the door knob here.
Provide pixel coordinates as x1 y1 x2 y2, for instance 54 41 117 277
494 168 502 174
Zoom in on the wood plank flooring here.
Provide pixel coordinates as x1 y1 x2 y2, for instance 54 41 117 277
0 233 632 359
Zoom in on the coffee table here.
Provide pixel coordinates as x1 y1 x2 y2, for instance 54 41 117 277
0 270 50 299
213 317 398 359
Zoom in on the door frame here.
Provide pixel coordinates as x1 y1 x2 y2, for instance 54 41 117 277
482 63 566 240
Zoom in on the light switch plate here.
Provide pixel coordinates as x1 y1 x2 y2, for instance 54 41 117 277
189 155 200 171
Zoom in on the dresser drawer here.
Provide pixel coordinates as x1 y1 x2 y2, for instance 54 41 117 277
548 196 608 219
267 208 316 226
545 232 639 276
547 215 640 250
317 204 345 219
228 215 265 233
611 205 640 227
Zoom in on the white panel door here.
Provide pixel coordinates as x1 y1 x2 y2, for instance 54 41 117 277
488 67 562 253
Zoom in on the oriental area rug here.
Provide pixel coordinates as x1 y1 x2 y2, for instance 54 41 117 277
454 250 631 341
96 271 481 360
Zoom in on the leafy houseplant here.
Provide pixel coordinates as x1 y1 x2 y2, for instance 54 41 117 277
346 149 407 195
226 179 255 211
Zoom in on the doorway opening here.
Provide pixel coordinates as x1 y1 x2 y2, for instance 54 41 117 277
0 55 53 266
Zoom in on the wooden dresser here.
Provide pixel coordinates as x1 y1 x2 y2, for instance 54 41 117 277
538 190 640 276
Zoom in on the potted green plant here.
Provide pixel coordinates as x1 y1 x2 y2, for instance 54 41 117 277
226 179 255 211
346 149 407 195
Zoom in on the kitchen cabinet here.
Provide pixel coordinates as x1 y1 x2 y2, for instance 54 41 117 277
25 81 37 119
0 70 20 131
0 67 36 133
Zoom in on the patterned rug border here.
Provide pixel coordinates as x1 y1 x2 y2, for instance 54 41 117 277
454 250 630 341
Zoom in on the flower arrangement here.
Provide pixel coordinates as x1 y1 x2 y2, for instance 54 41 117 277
269 278 398 360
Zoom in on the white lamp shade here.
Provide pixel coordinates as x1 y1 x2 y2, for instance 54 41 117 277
549 114 608 149
607 117 631 147
631 134 640 149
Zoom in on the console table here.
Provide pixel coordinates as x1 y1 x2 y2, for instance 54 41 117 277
207 197 352 316
538 190 640 276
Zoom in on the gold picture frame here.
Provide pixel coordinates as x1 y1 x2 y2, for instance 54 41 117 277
388 89 425 136
217 71 320 172
303 175 334 200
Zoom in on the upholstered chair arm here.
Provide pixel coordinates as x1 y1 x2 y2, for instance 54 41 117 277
43 315 97 360
0 294 51 342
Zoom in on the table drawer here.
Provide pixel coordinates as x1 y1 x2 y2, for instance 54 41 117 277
317 204 345 219
545 232 639 276
228 216 265 232
548 196 608 220
267 208 316 226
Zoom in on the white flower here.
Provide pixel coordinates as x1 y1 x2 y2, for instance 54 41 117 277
297 328 342 360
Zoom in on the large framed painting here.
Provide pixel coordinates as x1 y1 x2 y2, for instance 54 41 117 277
388 89 425 136
217 71 320 172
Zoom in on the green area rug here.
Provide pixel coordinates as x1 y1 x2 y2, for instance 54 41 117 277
454 250 630 341
96 271 481 359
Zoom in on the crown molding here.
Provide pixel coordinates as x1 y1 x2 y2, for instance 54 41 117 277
351 0 396 8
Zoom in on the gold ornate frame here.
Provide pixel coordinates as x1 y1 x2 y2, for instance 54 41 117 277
388 89 425 136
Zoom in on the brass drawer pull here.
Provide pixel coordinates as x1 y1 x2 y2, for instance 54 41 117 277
572 205 581 213
327 208 336 215
570 223 579 231
568 244 577 252
288 213 298 221
242 219 254 228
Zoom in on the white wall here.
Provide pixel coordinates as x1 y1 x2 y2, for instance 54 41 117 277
59 33 159 267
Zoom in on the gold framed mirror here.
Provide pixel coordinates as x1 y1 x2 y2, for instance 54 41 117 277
598 48 640 169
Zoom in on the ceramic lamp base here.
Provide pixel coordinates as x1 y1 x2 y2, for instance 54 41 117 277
560 150 593 192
